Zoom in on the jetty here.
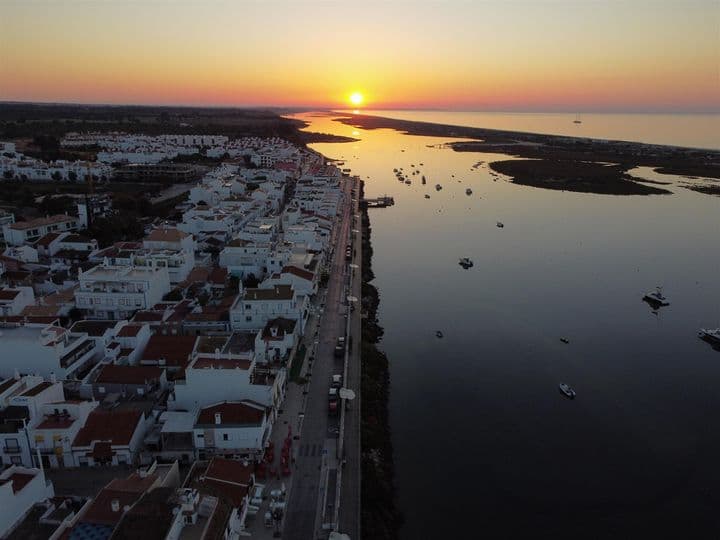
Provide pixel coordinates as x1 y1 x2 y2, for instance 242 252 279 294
363 195 395 208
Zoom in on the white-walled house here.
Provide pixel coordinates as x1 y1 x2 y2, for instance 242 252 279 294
2 215 79 246
192 401 271 462
0 466 54 537
254 318 299 366
28 400 98 468
229 284 307 332
0 323 99 380
170 353 285 418
219 239 272 279
0 287 35 316
75 263 171 320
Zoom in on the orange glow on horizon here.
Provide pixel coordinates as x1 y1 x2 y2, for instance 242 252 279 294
0 1 717 113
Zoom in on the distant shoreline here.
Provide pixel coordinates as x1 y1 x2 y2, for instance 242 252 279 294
332 113 720 196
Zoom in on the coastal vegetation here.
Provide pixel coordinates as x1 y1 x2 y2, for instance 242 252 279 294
359 183 402 540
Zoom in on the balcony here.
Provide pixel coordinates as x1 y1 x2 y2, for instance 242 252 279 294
2 445 22 454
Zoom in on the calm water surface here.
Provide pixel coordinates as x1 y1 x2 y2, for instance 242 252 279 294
293 113 720 539
338 109 720 150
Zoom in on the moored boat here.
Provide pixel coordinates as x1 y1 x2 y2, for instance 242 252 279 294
698 328 720 345
559 383 576 399
643 287 669 307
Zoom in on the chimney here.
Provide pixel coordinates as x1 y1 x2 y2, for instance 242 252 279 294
111 499 120 512
214 412 222 425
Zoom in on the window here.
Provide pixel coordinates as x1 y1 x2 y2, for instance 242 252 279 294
246 316 252 322
223 433 229 441
98 387 106 394
196 433 204 438
10 456 22 465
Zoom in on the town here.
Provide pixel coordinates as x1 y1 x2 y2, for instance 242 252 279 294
0 131 362 540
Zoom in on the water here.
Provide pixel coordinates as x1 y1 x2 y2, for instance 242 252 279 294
291 112 720 538
338 109 720 150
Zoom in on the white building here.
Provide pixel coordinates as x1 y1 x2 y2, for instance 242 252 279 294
0 466 54 537
28 400 98 468
75 263 171 320
170 352 285 417
192 401 271 462
3 215 79 246
254 318 299 366
0 287 35 316
0 323 99 380
229 284 307 332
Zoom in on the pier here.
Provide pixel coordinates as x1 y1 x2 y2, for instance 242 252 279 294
362 195 395 208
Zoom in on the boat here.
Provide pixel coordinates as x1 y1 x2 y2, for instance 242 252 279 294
424 194 430 199
466 188 472 195
496 221 504 228
698 328 720 345
458 257 473 269
643 287 669 307
405 179 412 185
559 383 576 399
435 184 442 191
560 338 569 344
435 331 444 338
573 113 582 124
422 176 426 185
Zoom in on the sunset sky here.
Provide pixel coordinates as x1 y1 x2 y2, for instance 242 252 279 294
1 0 718 112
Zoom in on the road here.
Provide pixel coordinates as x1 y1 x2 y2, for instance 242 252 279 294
284 176 356 539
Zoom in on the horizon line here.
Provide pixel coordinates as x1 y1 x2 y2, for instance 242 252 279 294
0 100 718 116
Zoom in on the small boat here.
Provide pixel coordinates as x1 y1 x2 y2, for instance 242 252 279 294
466 188 472 195
435 331 444 338
698 328 720 345
420 163 424 166
496 221 504 228
573 113 582 124
424 194 430 199
405 179 412 185
421 176 426 185
459 257 473 269
560 338 569 344
559 383 576 399
435 184 442 191
643 287 669 307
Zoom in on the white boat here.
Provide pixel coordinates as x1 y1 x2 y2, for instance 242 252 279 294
466 188 472 195
559 383 576 399
698 328 720 344
643 287 669 307
458 257 473 269
496 221 504 228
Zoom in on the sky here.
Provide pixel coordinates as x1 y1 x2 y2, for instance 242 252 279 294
0 0 718 112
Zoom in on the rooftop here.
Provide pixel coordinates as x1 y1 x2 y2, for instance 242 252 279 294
10 214 77 231
95 364 164 385
196 401 265 428
72 409 143 447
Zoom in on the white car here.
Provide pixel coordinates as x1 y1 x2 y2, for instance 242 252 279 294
251 483 265 506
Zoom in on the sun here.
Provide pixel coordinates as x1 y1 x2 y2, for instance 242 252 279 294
349 92 364 106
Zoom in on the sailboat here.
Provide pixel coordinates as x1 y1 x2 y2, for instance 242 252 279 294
573 113 582 124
